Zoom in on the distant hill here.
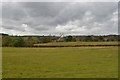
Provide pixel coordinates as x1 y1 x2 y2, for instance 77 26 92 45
0 33 9 36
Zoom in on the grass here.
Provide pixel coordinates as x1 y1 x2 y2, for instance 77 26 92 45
34 42 118 47
2 47 118 78
0 47 1 79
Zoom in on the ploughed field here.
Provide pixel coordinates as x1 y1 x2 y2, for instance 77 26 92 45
2 43 118 78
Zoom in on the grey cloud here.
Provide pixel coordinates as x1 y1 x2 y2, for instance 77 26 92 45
2 3 27 20
1 2 118 35
2 25 25 31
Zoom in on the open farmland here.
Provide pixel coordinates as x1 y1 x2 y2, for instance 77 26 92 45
2 46 118 78
2 1 119 79
34 42 119 47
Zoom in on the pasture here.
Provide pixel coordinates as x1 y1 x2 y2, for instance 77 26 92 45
34 42 118 47
2 46 118 78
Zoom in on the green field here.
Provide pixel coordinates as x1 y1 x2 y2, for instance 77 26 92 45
2 47 118 78
34 42 118 47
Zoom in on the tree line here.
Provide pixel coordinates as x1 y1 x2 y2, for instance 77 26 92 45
1 33 119 47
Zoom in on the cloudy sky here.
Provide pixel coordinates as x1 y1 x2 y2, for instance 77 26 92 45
1 2 118 35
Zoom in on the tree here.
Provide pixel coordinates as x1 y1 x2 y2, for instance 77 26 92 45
24 37 39 47
2 36 13 47
13 37 25 47
43 37 49 43
65 35 73 42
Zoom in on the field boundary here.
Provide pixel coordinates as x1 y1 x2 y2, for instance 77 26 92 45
3 44 120 48
33 44 120 48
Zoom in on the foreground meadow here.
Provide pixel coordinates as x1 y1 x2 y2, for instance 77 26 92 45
2 47 118 78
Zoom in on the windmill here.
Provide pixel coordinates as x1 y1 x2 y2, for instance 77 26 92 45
56 33 64 42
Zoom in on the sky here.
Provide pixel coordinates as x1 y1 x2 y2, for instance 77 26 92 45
1 1 119 36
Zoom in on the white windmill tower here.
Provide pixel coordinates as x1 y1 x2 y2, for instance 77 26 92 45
56 33 64 42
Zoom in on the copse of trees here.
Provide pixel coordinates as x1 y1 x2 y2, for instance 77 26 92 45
2 36 40 47
2 36 25 47
13 37 25 47
1 33 120 47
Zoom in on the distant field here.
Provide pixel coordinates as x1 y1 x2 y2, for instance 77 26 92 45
2 47 118 78
34 42 118 47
